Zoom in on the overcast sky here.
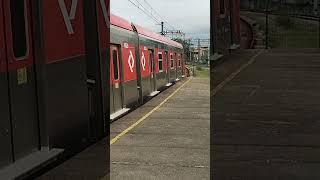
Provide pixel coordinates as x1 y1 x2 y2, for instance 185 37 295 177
110 0 210 40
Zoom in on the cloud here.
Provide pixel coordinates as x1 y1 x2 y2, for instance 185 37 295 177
110 0 210 39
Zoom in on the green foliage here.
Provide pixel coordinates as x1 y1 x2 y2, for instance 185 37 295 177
172 38 191 62
200 49 209 62
194 66 209 77
196 66 204 71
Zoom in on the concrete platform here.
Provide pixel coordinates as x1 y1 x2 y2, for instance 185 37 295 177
36 139 108 180
212 49 320 180
111 77 210 180
0 148 63 180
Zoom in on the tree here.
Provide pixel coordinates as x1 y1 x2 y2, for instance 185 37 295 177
171 38 192 63
200 49 209 64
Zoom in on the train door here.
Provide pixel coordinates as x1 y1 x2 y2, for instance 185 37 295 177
2 0 39 160
149 50 156 92
110 45 123 114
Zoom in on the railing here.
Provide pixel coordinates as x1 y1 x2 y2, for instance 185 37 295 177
241 0 320 49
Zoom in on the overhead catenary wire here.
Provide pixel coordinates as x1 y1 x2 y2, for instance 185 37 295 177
127 0 190 39
142 0 176 30
127 0 207 40
132 0 161 24
127 0 172 31
127 0 160 24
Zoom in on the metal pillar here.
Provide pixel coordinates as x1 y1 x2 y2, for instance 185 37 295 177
319 12 320 48
160 22 164 35
229 0 234 45
198 38 201 62
210 0 216 58
315 0 319 14
265 0 270 49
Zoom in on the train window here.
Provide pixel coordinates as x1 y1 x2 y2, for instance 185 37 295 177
112 50 119 80
219 0 225 14
158 53 163 72
11 0 28 59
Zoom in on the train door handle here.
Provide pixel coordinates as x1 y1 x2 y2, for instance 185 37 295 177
115 83 119 89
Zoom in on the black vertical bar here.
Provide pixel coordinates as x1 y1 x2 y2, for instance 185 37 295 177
83 0 106 140
210 1 214 179
210 0 215 57
198 38 201 62
266 0 270 49
31 0 49 150
4 24 15 162
161 22 164 35
319 14 320 48
132 25 143 105
2 0 16 161
229 0 234 45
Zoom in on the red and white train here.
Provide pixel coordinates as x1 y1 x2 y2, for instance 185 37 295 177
110 14 185 120
0 0 185 178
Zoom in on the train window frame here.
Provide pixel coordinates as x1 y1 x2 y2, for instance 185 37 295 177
170 53 174 69
10 0 30 60
158 52 163 72
112 49 120 81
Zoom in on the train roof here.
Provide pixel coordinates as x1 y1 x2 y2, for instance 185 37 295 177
110 13 133 31
110 14 183 49
133 24 183 49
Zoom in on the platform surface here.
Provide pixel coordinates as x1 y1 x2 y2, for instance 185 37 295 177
111 77 210 180
0 148 63 180
36 139 108 180
212 49 320 180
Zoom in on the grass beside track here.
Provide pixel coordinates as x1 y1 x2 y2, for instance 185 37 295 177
195 66 210 77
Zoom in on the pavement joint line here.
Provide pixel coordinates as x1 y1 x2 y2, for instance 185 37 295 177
211 50 265 96
110 77 193 145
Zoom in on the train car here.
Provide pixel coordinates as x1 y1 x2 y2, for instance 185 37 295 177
110 14 184 120
211 0 241 58
0 1 108 179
